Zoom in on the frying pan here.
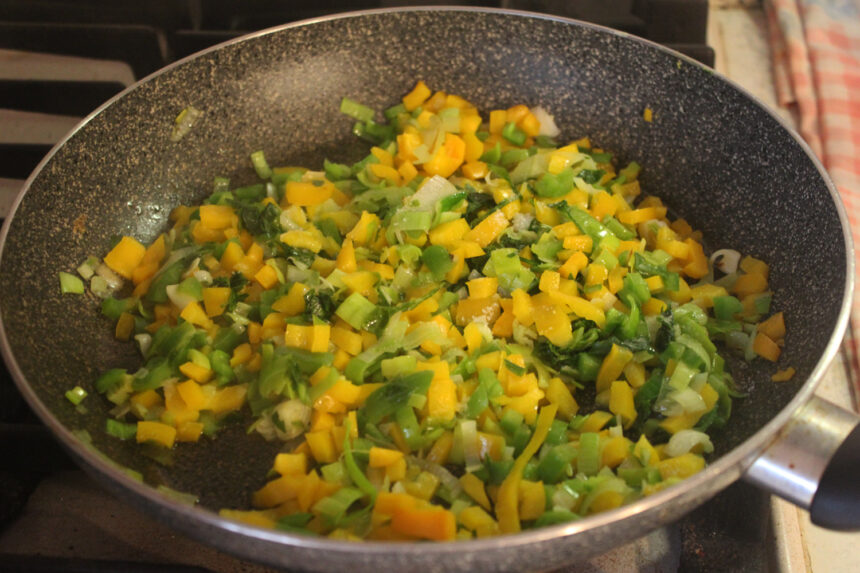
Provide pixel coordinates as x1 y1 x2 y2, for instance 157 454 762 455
1 7 858 572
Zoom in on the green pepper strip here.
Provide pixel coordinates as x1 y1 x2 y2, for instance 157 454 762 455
59 272 85 294
340 97 375 123
343 419 377 502
65 386 88 406
501 122 527 146
553 202 616 245
496 404 558 533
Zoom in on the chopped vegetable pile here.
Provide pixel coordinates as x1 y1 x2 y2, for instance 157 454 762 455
66 81 791 541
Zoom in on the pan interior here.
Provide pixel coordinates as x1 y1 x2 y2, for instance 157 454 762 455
0 10 846 510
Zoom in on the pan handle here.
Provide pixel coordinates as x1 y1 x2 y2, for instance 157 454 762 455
743 395 860 530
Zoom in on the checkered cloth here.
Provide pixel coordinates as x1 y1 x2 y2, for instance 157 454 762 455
765 0 860 406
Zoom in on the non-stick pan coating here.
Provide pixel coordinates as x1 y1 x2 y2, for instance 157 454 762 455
0 8 848 572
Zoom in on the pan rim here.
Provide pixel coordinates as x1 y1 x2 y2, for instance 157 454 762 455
0 4 853 563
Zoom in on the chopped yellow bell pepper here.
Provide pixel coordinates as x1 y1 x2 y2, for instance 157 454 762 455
103 236 146 279
136 421 176 449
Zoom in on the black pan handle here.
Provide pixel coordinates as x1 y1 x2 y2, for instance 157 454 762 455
809 422 860 530
744 395 860 530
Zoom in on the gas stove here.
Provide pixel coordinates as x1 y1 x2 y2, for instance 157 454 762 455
0 2 783 572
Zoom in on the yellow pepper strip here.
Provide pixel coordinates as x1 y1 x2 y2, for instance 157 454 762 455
463 210 509 247
459 506 499 537
103 236 146 279
274 452 308 476
179 301 213 329
176 420 204 443
462 160 488 180
657 453 705 480
495 404 558 534
281 230 323 253
545 377 578 420
580 410 613 433
682 238 709 279
608 380 637 428
532 304 573 346
202 287 231 317
596 343 633 393
460 324 482 357
115 311 135 341
402 80 431 111
369 446 404 467
423 133 466 178
466 276 499 299
136 420 176 449
771 367 796 382
758 311 785 341
460 472 492 511
198 204 235 230
429 218 470 248
616 206 666 225
517 480 546 520
752 331 781 362
179 361 212 384
489 110 507 134
740 255 769 278
390 505 457 541
284 181 334 207
425 431 454 465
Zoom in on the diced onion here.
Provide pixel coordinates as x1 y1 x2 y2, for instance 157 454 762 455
552 486 579 511
592 289 618 311
531 106 560 137
512 322 537 346
665 429 714 458
134 333 152 356
406 175 458 211
279 210 302 231
193 269 213 285
580 477 629 514
165 284 197 310
273 399 312 441
690 372 709 391
671 387 707 414
407 456 463 498
286 266 314 283
254 400 310 442
392 265 415 291
512 213 534 232
710 249 741 274
76 256 99 280
170 105 203 142
95 263 123 290
89 275 110 298
460 420 482 473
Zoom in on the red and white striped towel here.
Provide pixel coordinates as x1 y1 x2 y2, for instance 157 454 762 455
765 0 860 406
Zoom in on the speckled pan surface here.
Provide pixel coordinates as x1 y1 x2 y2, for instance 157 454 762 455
0 7 850 573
